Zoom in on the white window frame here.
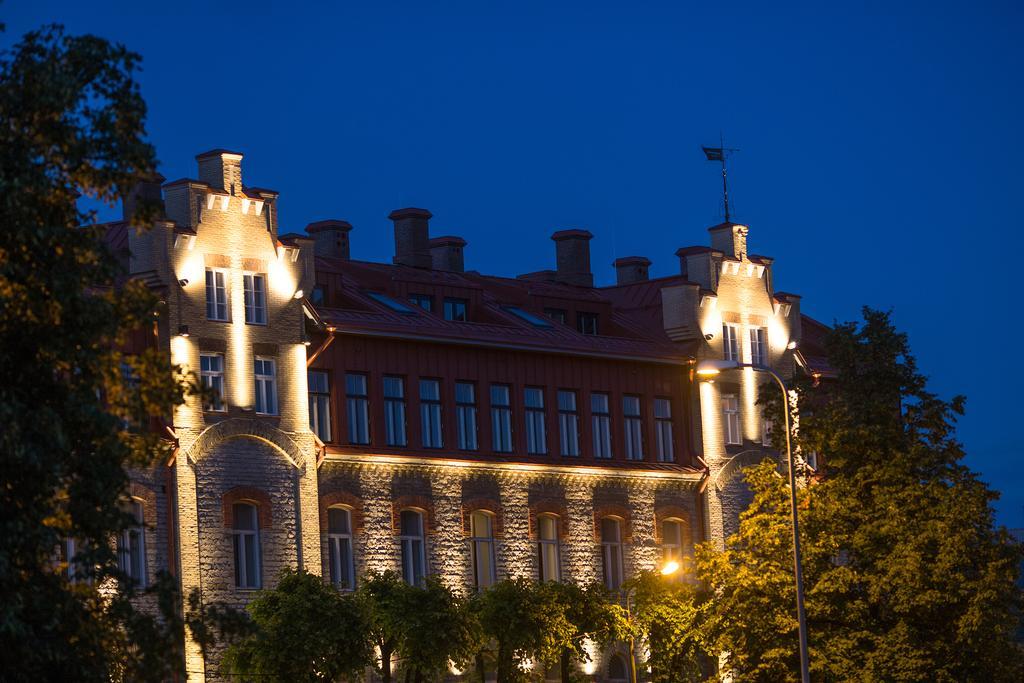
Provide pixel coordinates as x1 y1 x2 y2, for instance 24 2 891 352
345 373 370 444
470 510 497 590
308 370 332 442
205 268 228 321
591 393 612 459
750 326 768 367
399 509 427 586
537 514 561 582
232 502 261 589
723 323 739 361
254 357 278 416
623 395 644 460
524 387 547 455
327 506 355 591
654 398 674 462
600 517 625 590
200 353 226 412
117 499 146 587
383 376 407 447
455 382 478 451
490 384 513 453
723 394 742 445
243 272 267 325
557 390 580 457
661 518 684 573
419 378 443 449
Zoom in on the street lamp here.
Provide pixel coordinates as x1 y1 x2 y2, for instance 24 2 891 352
695 359 810 683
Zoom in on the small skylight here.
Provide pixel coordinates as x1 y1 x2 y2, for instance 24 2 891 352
365 291 416 315
503 306 553 328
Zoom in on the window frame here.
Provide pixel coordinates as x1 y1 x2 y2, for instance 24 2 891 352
117 499 146 587
576 311 599 335
232 502 261 589
469 510 497 590
544 308 568 325
308 369 332 442
600 516 625 591
419 378 444 449
591 392 613 459
722 323 739 361
490 384 513 453
383 375 408 447
327 506 355 591
242 272 268 325
557 390 580 457
205 268 228 322
408 293 433 312
661 518 685 576
200 353 226 412
750 326 768 367
536 513 561 582
443 297 469 322
455 381 478 451
524 387 547 455
345 373 371 445
722 393 742 445
254 357 278 416
399 508 427 586
623 395 644 460
654 397 674 462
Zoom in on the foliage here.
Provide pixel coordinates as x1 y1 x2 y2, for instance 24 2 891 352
546 581 629 682
628 571 709 683
0 23 191 681
703 308 1024 682
360 570 411 683
221 569 370 682
391 575 481 682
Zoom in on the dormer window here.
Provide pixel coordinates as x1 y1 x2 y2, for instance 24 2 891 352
544 308 567 325
444 298 468 322
503 306 552 328
408 293 432 312
577 312 599 336
365 291 416 315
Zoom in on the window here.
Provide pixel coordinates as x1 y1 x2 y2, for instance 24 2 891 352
557 390 580 456
761 407 773 447
345 373 370 444
254 357 277 415
654 398 674 462
537 514 560 581
310 284 326 306
490 385 513 452
384 376 407 447
591 393 612 459
400 509 426 585
419 379 443 448
243 273 267 324
525 387 547 455
443 297 468 321
365 291 416 314
408 293 432 312
723 394 741 445
544 308 567 325
750 327 768 367
577 312 599 335
661 519 684 571
205 268 228 321
722 323 739 361
601 517 625 590
504 306 553 328
470 511 497 589
233 503 261 589
200 354 225 412
623 396 644 460
117 499 145 587
327 507 355 590
60 537 91 584
308 370 331 442
456 382 478 450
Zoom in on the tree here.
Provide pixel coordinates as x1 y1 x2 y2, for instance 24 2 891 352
0 24 191 681
628 571 708 683
546 581 629 682
221 569 371 682
701 309 1024 682
391 576 480 683
360 571 411 683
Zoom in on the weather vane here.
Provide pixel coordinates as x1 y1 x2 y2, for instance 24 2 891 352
702 135 739 223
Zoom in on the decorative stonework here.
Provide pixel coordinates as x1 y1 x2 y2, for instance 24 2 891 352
392 494 438 534
319 490 365 532
527 498 568 540
221 486 273 528
461 497 505 537
592 503 634 542
184 418 306 469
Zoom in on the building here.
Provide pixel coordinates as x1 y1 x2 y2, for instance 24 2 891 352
109 149 819 681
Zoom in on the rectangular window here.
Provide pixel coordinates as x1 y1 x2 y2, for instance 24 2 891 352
623 396 644 460
577 312 599 335
661 519 684 571
490 384 513 453
117 500 145 587
750 327 768 367
205 268 228 321
310 284 326 306
723 394 741 445
400 510 427 586
200 353 225 412
557 390 580 457
232 503 261 589
444 297 468 321
254 357 277 415
345 373 370 444
308 370 331 442
601 518 624 590
243 273 267 324
723 323 739 361
408 293 432 312
470 511 497 589
654 398 674 462
537 515 561 582
419 379 443 448
545 308 567 325
456 382 478 450
384 376 407 447
327 507 355 590
591 393 612 459
524 387 547 455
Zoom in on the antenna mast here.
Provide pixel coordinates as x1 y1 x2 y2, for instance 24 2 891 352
702 135 739 222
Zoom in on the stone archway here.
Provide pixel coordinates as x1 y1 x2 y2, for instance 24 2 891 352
182 418 306 470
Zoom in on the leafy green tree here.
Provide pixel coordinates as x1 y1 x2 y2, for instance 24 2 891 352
628 571 709 683
222 569 371 682
0 23 191 681
392 576 480 683
546 581 629 682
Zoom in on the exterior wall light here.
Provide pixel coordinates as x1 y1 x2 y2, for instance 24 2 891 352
293 289 304 300
177 324 190 338
178 278 189 287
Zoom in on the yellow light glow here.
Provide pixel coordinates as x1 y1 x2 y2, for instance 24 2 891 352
582 639 598 675
660 560 680 576
696 366 720 377
176 253 204 290
267 257 297 298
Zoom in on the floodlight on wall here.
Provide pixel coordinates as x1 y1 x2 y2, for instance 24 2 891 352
695 359 739 377
178 278 189 287
787 340 798 350
177 324 190 338
293 289 304 300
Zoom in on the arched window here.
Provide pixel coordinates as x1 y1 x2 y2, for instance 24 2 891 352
537 514 561 582
117 498 146 587
233 502 261 589
607 653 628 681
601 517 624 590
662 519 684 563
470 510 496 589
400 509 427 585
327 506 355 590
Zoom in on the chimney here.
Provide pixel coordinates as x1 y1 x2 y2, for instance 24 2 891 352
708 222 748 260
196 149 244 195
306 219 353 260
389 207 432 268
430 236 467 272
613 256 651 285
122 173 165 222
552 229 594 287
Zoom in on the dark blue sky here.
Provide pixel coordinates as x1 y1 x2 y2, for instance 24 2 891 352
6 1 1022 526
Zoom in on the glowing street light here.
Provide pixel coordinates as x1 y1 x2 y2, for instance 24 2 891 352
694 359 811 683
660 560 680 576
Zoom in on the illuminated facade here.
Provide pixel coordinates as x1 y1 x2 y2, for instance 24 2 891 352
112 149 817 681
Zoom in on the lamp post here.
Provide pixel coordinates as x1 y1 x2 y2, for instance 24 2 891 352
626 561 680 683
695 359 810 683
